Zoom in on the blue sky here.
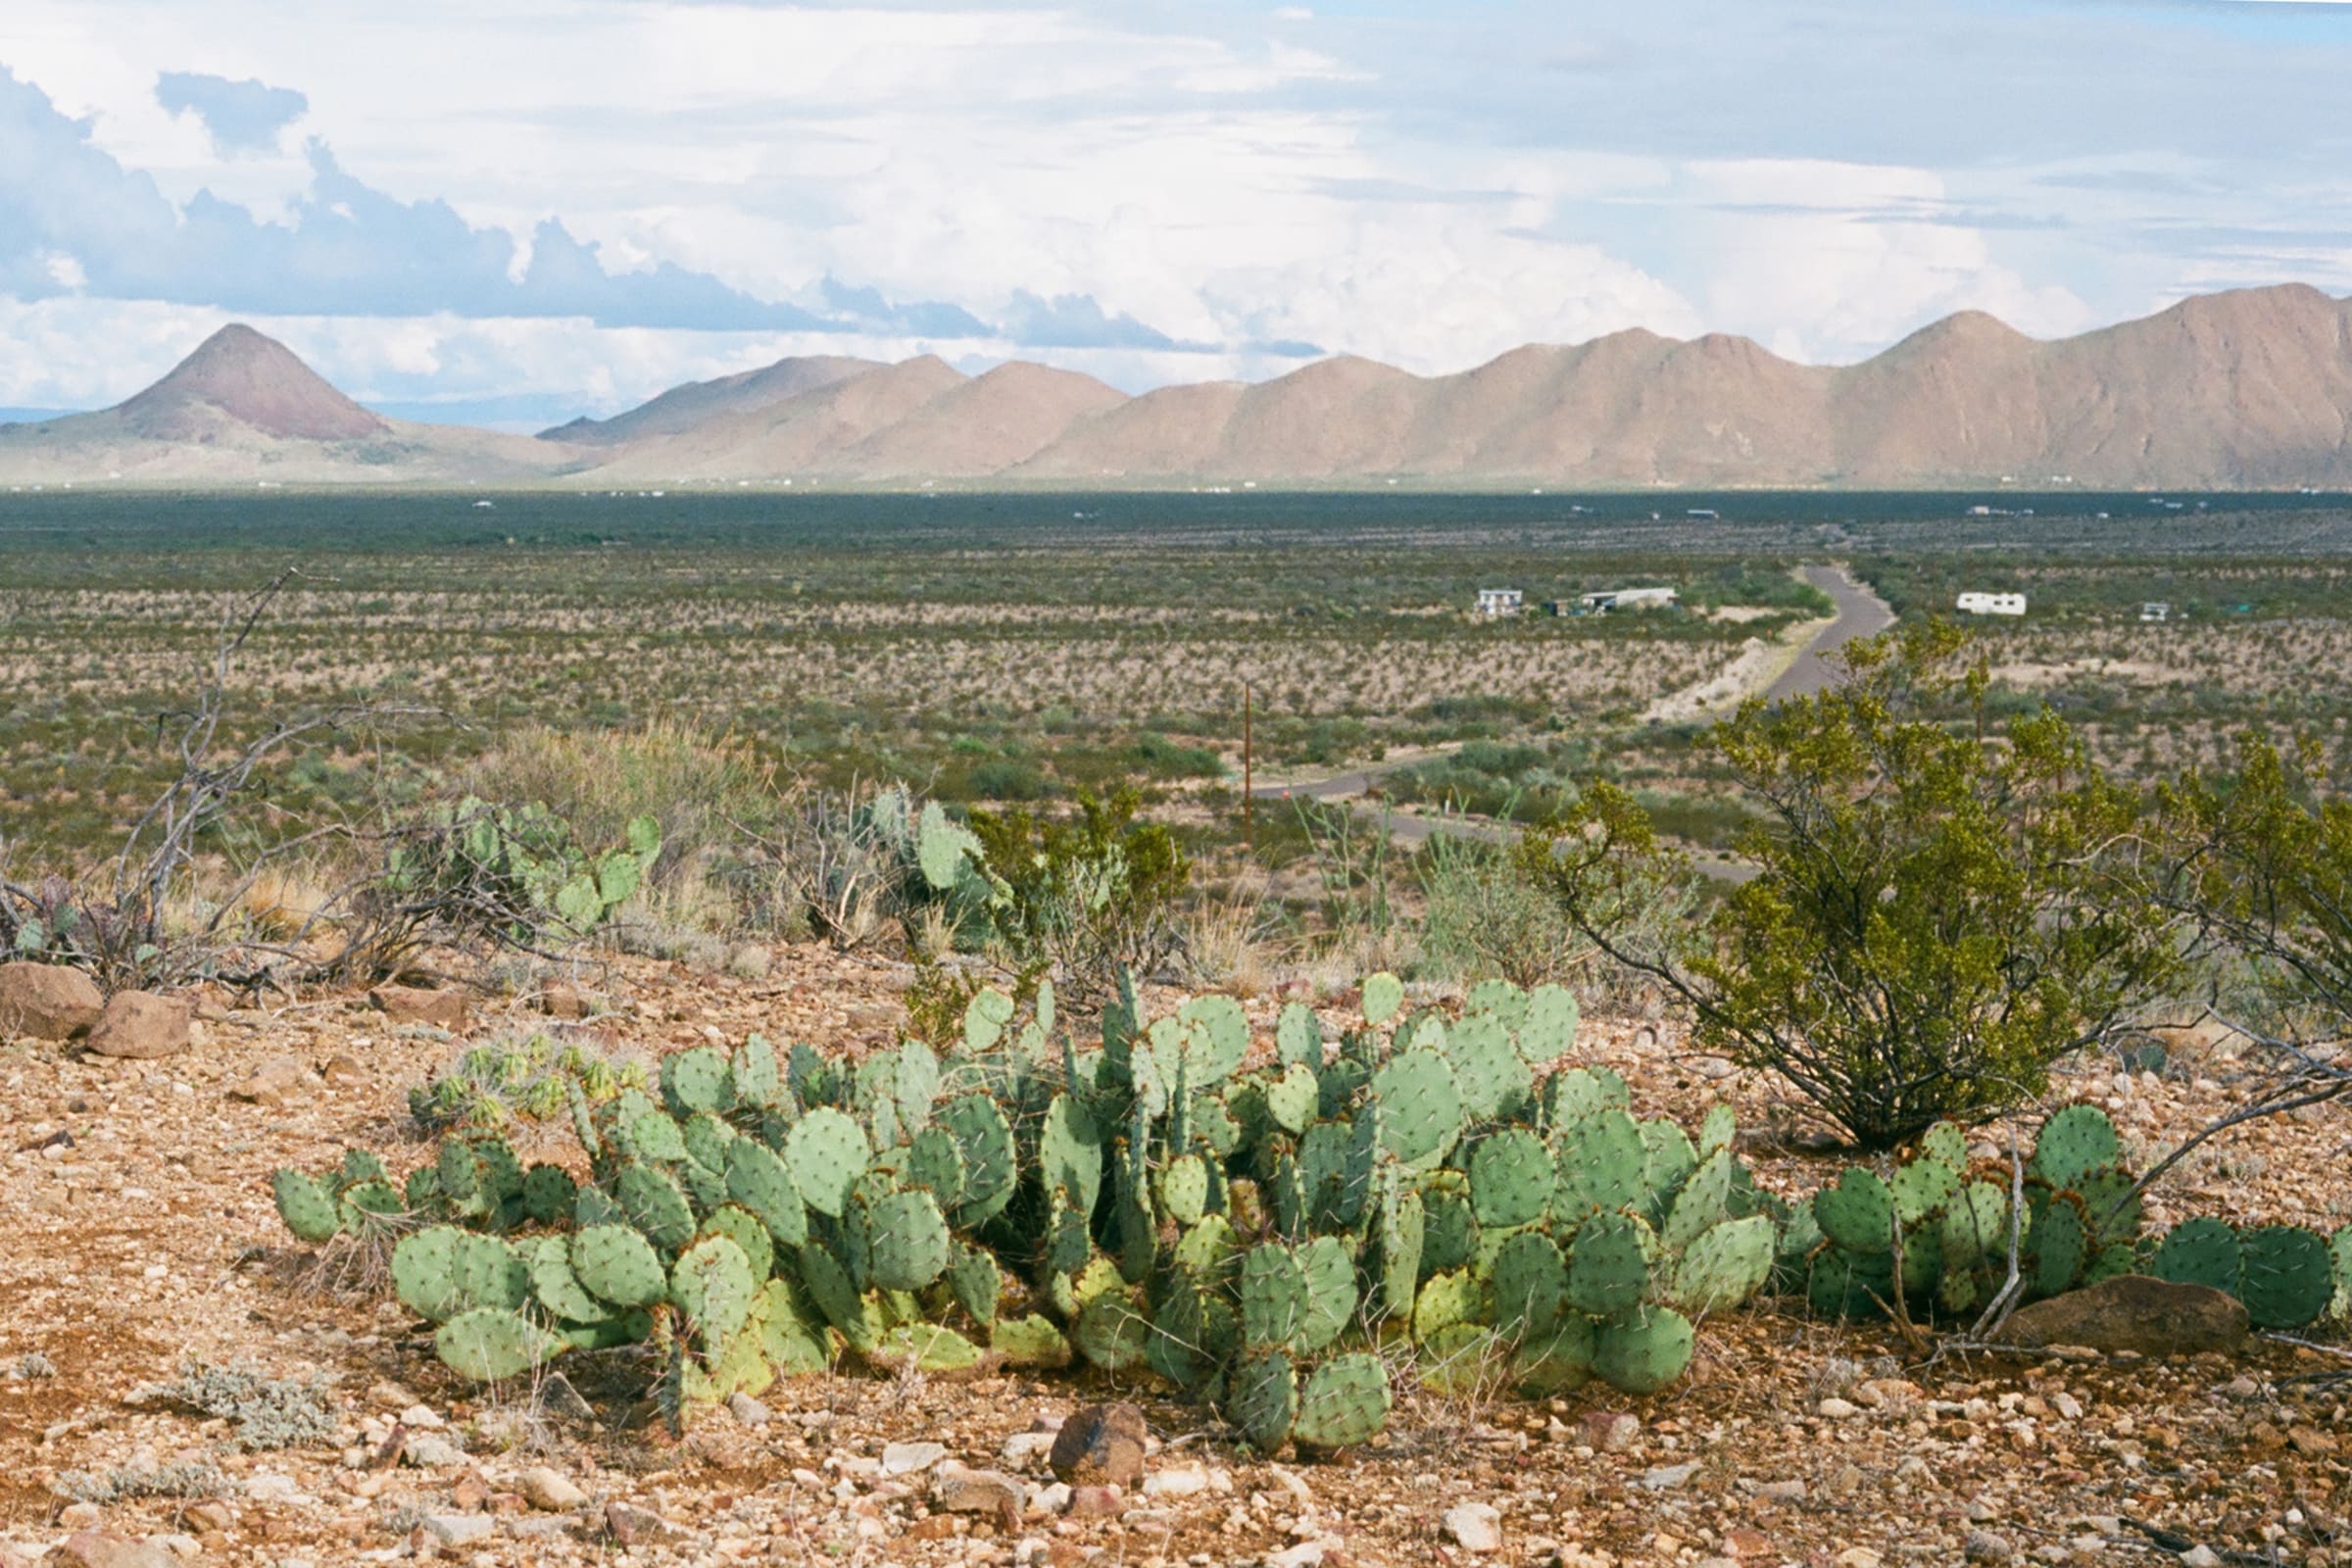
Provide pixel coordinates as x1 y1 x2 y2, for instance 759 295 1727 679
2 0 2348 425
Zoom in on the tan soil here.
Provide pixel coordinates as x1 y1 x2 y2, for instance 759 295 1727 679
3 948 2347 1566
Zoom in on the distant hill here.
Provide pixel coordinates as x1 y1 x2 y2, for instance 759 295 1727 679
6 287 2352 488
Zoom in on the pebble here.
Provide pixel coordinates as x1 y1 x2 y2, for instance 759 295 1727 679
1817 1396 1860 1419
1268 1543 1330 1568
1050 1402 1149 1488
1583 1411 1641 1452
422 1515 492 1546
1067 1485 1125 1518
1443 1502 1503 1553
519 1467 586 1510
727 1392 770 1427
932 1462 1024 1523
1031 1482 1073 1516
1753 1480 1806 1503
1641 1462 1700 1491
2180 1548 2222 1568
1003 1431 1057 1466
882 1441 946 1475
1965 1530 2012 1562
403 1435 466 1468
602 1501 670 1546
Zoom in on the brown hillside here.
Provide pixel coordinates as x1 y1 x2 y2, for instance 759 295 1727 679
841 361 1127 477
539 354 881 446
114 324 387 442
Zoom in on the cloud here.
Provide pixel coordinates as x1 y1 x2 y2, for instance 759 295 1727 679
153 71 306 154
999 291 1214 352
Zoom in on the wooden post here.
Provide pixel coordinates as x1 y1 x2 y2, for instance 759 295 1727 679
1243 679 1253 854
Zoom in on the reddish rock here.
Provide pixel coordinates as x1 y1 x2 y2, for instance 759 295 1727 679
1066 1485 1125 1518
601 1501 671 1546
1049 1402 1148 1488
368 983 468 1029
230 1054 311 1104
84 990 192 1059
0 961 104 1040
933 1463 1023 1529
42 1535 178 1568
2003 1276 2247 1358
541 979 588 1019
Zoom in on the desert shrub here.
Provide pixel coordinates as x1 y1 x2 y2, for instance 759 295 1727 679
969 787 1190 1001
57 1462 229 1503
1416 830 1585 989
1522 621 2187 1148
408 1032 647 1133
464 718 774 888
751 783 997 950
143 1361 336 1450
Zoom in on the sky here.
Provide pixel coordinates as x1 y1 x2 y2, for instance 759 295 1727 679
2 0 2349 426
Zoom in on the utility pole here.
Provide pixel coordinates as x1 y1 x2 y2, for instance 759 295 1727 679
1243 679 1253 854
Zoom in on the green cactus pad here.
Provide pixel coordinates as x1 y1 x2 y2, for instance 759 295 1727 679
1419 1179 1478 1275
1661 1148 1735 1255
1242 1245 1312 1349
1178 995 1250 1084
1039 1094 1102 1214
1886 1154 1961 1227
1416 1323 1503 1396
1446 1010 1531 1121
1157 1153 1211 1227
1074 1290 1152 1371
516 1161 574 1224
2074 1167 2142 1245
518 1235 598 1321
905 1127 967 1208
1567 1211 1655 1319
670 1236 757 1352
1229 1348 1299 1451
1464 977 1527 1027
2034 1197 2088 1297
1292 1353 1392 1449
1518 984 1580 1063
1371 1048 1464 1165
1360 972 1405 1026
1939 1181 2012 1262
1174 1213 1245 1281
1412 1268 1486 1344
939 1094 1017 1226
1920 1121 1968 1170
732 1034 780 1109
798 1245 877 1352
624 1108 691 1165
612 1161 696 1250
1812 1168 1895 1254
1297 1236 1356 1352
699 1204 775 1284
1470 1128 1553 1230
271 1169 342 1244
1265 1063 1320 1136
392 1226 505 1322
1551 1108 1647 1218
1671 1214 1775 1314
339 1181 403 1228
1148 1272 1224 1392
1696 1103 1737 1158
992 1313 1072 1369
1490 1230 1568 1341
435 1307 550 1382
871 1322 983 1374
2331 1225 2352 1323
1541 1065 1628 1126
946 1244 1001 1327
724 1137 808 1250
1592 1304 1694 1395
2029 1104 2123 1192
570 1222 668 1308
785 1107 870 1218
661 1046 734 1117
1377 1184 1426 1317
1510 1313 1596 1396
2150 1216 2241 1295
2238 1224 2334 1330
1276 1003 1324 1068
860 1188 952 1292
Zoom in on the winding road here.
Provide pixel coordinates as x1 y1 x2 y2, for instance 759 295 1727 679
1243 564 1895 861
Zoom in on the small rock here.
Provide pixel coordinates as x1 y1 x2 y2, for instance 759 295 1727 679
182 1504 231 1535
1268 1544 1330 1568
148 1537 198 1561
229 1055 311 1104
1141 1465 1208 1498
0 961 104 1040
1753 1480 1806 1503
505 1518 573 1542
399 1403 445 1431
421 1516 491 1547
882 1441 947 1475
56 1506 102 1532
1835 1552 1883 1568
2002 1276 2247 1358
319 1054 367 1087
1817 1397 1860 1419
535 1374 593 1423
932 1463 1023 1526
1030 1482 1072 1516
40 1535 177 1568
1642 1463 1701 1492
84 991 192 1059
1003 1431 1057 1466
368 984 468 1030
2219 1375 2260 1400
1443 1502 1502 1553
1965 1530 2011 1563
1049 1402 1149 1488
1583 1411 1641 1452
402 1435 466 1468
1066 1485 1125 1518
726 1392 770 1427
541 979 588 1019
2180 1548 2222 1568
601 1502 670 1547
518 1468 585 1511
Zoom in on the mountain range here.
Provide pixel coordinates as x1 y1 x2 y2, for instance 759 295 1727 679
5 285 2351 489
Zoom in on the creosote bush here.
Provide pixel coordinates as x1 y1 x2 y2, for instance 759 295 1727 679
969 787 1191 1002
1522 622 2188 1149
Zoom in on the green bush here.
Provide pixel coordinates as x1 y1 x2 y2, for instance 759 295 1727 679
969 787 1190 1002
1522 622 2184 1149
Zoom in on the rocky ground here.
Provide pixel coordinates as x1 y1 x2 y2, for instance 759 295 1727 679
2 946 2347 1568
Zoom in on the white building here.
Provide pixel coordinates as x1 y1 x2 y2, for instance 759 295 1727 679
1476 588 1524 616
2140 602 2171 622
1955 591 2027 616
1581 586 1680 613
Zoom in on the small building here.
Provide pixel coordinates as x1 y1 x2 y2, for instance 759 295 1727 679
1581 586 1679 613
2140 602 2171 623
1955 591 2027 616
1476 588 1524 617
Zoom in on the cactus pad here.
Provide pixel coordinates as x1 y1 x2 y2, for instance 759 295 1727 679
939 1094 1017 1226
1671 1214 1775 1314
785 1107 870 1218
1551 1108 1647 1218
662 1046 734 1117
1291 1353 1392 1449
1360 972 1405 1026
1812 1167 1895 1254
1242 1246 1312 1349
1446 1010 1531 1121
614 1161 697 1250
724 1137 808 1250
1229 1347 1298 1451
991 1313 1073 1369
1661 1148 1734 1255
570 1223 668 1308
271 1169 342 1244
1074 1290 1152 1371
1265 1063 1319 1136
1470 1128 1552 1230
526 1235 607 1323
1490 1230 1568 1340
436 1307 549 1382
1371 1048 1464 1165
1276 1003 1324 1068
699 1204 775 1283
1157 1153 1211 1227
1567 1210 1654 1318
1297 1236 1356 1352
2238 1224 2334 1330
2030 1104 2122 1192
1592 1305 1694 1395
2151 1216 2241 1295
861 1188 952 1292
947 1244 1001 1327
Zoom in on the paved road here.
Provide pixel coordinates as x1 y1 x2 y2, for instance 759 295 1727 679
1243 564 1892 879
1766 564 1896 703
